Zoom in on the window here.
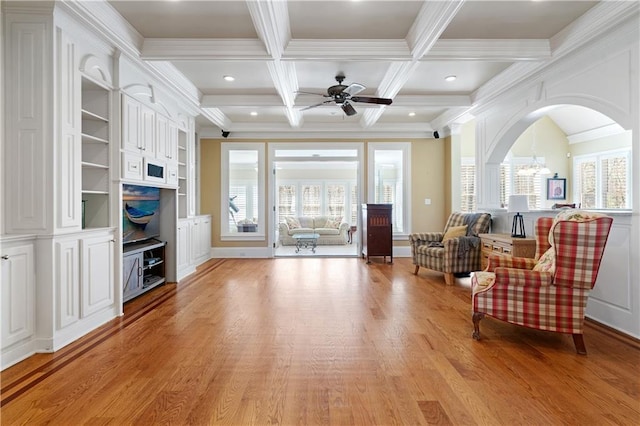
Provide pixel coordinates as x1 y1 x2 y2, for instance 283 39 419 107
277 181 356 223
460 158 476 212
574 149 630 209
500 157 547 209
368 143 410 234
221 143 265 240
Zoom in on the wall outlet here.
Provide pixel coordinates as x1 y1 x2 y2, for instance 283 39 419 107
424 198 431 205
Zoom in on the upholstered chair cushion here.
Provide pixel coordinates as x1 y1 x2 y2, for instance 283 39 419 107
442 225 467 241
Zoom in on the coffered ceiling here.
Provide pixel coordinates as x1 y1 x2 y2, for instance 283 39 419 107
106 0 611 137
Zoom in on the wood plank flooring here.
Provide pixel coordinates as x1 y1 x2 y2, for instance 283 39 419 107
2 257 639 425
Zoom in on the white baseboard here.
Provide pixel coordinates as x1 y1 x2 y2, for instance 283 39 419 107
210 246 272 258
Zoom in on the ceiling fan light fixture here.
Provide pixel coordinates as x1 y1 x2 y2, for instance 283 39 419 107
341 101 357 116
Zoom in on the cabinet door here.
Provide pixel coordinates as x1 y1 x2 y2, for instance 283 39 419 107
177 220 190 271
1 244 35 348
200 217 211 259
156 114 169 160
168 121 178 162
140 105 156 157
123 252 143 302
81 234 114 317
122 95 141 152
56 239 80 329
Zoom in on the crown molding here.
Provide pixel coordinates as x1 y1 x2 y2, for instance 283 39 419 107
427 39 550 61
283 40 411 60
141 39 268 60
201 108 232 131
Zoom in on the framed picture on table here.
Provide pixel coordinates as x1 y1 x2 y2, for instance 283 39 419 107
547 177 566 200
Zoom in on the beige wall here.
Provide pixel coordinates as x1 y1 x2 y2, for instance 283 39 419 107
200 138 446 248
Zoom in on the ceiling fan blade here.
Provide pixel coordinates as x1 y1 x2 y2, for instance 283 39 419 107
341 101 357 116
300 100 333 111
351 96 393 105
296 90 329 97
343 83 366 96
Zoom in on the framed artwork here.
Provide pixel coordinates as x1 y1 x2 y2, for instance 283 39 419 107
547 177 567 200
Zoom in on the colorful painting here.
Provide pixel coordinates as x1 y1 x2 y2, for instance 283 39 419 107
123 184 161 243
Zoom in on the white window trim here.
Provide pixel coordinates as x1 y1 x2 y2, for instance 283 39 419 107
221 142 265 241
572 148 631 209
367 142 411 237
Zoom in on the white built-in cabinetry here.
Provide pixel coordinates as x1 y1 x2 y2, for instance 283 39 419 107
177 215 212 280
81 78 111 229
121 94 180 187
1 239 36 367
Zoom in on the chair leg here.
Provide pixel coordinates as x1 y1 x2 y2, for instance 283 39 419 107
444 273 454 285
472 312 484 340
572 334 587 355
413 265 419 275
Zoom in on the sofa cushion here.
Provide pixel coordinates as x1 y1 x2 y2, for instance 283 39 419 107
285 217 301 229
289 227 315 235
324 216 343 229
299 217 314 228
314 227 340 235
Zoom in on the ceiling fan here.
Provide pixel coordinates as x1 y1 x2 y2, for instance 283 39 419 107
299 75 393 116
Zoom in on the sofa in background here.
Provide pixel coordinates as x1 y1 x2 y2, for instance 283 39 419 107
279 216 349 246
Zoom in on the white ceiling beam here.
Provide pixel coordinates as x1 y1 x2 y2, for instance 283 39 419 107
361 0 466 128
245 0 290 60
200 93 471 109
141 39 268 60
141 38 550 63
247 0 301 128
283 40 411 61
226 121 434 134
393 95 471 108
407 0 466 60
426 39 551 61
201 94 284 108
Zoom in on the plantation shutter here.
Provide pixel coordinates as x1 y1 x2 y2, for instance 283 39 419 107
302 184 321 216
460 162 476 212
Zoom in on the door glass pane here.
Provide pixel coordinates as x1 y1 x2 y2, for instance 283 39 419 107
327 184 345 217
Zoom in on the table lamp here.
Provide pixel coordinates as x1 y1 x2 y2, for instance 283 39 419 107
508 195 529 238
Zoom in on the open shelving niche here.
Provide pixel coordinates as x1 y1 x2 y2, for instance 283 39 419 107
177 128 189 218
81 77 111 229
122 238 167 302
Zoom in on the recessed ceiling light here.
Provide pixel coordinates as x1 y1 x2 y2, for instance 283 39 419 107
250 111 258 116
445 75 457 82
223 75 235 82
408 112 416 117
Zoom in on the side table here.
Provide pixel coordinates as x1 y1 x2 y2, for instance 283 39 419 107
478 233 536 270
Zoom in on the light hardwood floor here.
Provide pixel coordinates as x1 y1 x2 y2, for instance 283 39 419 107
2 258 639 425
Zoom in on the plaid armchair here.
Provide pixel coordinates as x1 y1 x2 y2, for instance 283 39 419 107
410 212 492 285
471 210 613 354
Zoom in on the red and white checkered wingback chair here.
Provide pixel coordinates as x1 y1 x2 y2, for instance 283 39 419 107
410 212 492 285
471 210 613 354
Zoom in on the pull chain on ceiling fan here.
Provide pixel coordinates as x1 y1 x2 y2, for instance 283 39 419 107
299 75 393 116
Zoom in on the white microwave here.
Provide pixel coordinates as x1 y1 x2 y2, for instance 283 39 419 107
144 158 166 183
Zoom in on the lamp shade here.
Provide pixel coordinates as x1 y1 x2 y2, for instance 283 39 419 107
507 195 529 213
